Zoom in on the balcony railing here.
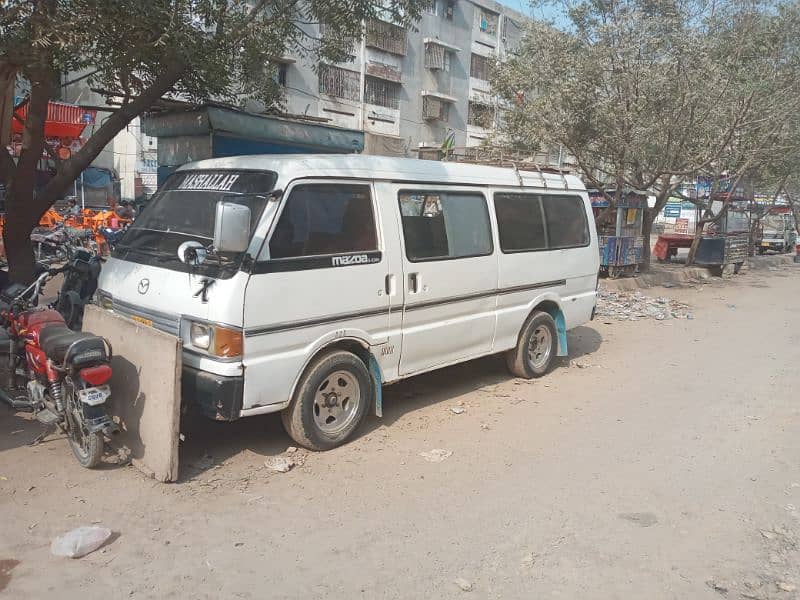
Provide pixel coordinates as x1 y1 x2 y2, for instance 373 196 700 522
365 19 408 55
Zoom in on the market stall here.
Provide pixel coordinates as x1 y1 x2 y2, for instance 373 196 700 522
590 189 646 278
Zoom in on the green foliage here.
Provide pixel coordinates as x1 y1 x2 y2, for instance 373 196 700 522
494 0 800 201
0 0 422 108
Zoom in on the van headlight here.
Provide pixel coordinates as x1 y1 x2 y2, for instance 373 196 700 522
190 322 211 349
186 320 243 358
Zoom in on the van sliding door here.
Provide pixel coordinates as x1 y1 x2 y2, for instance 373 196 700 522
394 187 499 376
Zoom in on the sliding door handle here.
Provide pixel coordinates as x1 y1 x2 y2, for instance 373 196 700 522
385 274 397 296
408 272 420 294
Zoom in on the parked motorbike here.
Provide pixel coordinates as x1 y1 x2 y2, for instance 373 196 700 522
98 226 127 254
0 261 116 468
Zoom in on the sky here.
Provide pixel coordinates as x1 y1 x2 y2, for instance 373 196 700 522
498 0 571 28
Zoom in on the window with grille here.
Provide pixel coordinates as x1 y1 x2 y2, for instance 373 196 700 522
422 96 450 121
422 0 437 14
271 63 287 87
364 76 400 109
365 19 408 55
470 53 492 80
424 43 452 71
468 102 494 128
478 9 498 35
502 17 522 54
318 64 360 102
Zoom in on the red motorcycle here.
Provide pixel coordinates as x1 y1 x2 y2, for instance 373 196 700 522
0 266 116 468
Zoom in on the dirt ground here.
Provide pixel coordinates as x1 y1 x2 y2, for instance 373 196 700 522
1 260 799 599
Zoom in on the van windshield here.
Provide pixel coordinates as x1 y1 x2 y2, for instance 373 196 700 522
114 170 276 277
763 214 785 231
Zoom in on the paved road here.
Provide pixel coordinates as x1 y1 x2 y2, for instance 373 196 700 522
1 263 799 599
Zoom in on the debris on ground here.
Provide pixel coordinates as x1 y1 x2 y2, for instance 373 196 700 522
265 454 305 473
778 582 797 592
450 406 466 415
453 577 473 592
51 526 113 558
596 290 693 321
420 449 453 463
706 578 729 594
520 552 536 568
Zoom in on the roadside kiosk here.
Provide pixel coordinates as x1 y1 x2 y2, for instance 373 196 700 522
590 189 645 278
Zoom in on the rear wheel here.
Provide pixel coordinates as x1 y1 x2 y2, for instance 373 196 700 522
65 386 103 468
281 350 372 451
506 311 559 379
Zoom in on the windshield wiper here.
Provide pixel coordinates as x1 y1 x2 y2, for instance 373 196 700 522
116 245 175 261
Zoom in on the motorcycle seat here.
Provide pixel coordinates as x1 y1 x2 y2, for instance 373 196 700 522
38 325 107 365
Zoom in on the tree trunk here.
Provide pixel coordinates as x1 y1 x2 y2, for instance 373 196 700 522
686 223 704 265
640 208 654 269
4 59 185 282
0 63 15 154
4 66 52 283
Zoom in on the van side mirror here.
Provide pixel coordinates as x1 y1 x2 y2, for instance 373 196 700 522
213 201 251 254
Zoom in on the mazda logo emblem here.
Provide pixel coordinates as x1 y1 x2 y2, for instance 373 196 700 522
138 278 150 295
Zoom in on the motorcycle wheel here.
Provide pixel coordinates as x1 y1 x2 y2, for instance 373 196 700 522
69 427 103 469
65 387 103 469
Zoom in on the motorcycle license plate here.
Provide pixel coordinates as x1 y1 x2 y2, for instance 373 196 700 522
78 385 111 406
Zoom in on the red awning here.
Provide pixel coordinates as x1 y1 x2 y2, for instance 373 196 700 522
11 100 96 138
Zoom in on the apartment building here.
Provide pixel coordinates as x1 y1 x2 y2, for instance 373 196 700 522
276 0 526 156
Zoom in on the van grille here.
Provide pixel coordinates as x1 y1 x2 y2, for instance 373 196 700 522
111 299 181 337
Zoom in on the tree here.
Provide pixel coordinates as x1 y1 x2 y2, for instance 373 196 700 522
493 0 800 268
0 0 422 282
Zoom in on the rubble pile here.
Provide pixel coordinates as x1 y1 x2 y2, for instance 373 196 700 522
596 290 693 321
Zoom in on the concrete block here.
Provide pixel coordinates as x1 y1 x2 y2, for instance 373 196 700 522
83 305 181 482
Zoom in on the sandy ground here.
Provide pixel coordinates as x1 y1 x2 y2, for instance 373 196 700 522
1 261 799 599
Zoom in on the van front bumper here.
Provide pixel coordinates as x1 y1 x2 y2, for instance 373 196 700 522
182 365 243 421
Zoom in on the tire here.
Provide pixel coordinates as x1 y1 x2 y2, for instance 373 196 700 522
64 385 103 468
281 350 373 451
505 311 559 379
69 427 103 469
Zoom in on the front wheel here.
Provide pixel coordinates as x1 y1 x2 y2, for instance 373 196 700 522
281 350 372 451
506 311 559 379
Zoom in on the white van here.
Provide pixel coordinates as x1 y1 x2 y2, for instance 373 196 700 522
97 155 599 449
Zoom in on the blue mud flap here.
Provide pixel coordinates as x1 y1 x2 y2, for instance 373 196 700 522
543 307 568 357
368 355 383 417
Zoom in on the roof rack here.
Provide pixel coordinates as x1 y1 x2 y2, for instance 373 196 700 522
429 145 573 187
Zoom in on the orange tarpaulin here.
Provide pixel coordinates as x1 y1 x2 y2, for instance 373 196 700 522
12 100 96 138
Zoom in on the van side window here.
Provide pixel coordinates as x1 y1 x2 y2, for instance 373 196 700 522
494 193 588 252
542 195 590 248
269 184 377 259
398 191 492 261
494 193 547 252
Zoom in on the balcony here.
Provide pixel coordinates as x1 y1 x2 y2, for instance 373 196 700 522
422 91 457 121
365 61 402 83
365 18 408 56
423 38 461 70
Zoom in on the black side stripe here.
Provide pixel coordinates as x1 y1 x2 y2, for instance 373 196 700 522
246 306 392 336
244 279 566 337
403 279 566 312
